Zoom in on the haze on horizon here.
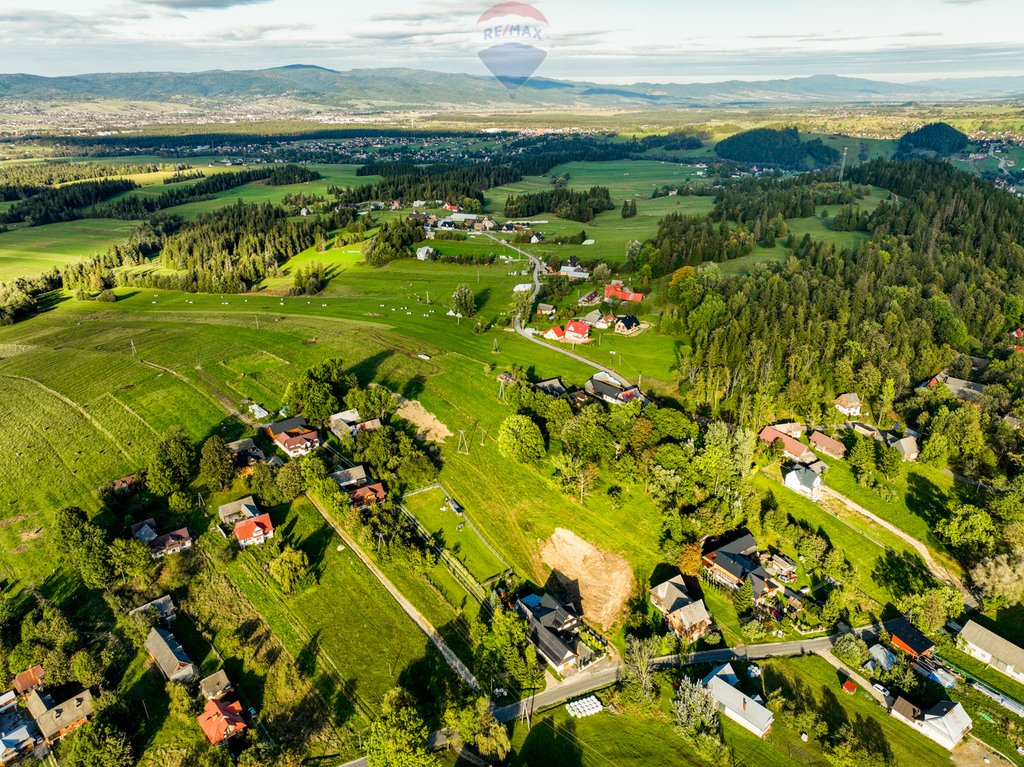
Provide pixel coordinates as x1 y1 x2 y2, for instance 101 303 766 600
0 0 1021 83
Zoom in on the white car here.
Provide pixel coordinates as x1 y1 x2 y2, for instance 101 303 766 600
872 684 891 698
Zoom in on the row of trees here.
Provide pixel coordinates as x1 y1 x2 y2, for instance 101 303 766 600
504 185 615 223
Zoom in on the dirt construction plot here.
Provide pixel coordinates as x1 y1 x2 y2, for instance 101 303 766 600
541 528 634 630
395 395 452 443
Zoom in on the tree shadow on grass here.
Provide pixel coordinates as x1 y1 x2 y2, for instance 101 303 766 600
852 714 893 764
397 635 463 728
510 714 583 767
871 549 934 602
905 471 948 528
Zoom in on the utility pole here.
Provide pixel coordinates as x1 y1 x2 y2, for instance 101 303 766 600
130 340 137 357
457 430 470 456
839 146 849 183
255 314 260 331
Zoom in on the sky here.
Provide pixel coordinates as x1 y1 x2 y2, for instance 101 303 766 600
0 0 1022 82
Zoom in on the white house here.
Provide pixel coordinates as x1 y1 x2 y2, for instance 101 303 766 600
783 465 822 500
835 393 863 417
891 698 971 750
959 620 1024 684
702 663 774 738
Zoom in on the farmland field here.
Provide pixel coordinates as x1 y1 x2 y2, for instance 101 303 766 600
0 218 141 280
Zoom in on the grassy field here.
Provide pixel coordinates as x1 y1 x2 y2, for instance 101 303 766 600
0 218 141 280
214 494 455 720
403 487 508 583
509 654 950 767
816 454 963 576
755 471 934 610
484 160 707 211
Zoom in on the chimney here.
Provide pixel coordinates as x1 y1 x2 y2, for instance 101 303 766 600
743 698 747 711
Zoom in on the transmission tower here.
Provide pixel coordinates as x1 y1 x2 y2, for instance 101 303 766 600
457 430 470 456
839 146 849 183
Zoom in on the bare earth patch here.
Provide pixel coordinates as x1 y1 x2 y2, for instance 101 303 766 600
540 528 634 630
394 395 452 443
952 738 1014 767
19 528 42 542
0 513 28 529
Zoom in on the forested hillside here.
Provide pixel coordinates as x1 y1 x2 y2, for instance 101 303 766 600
715 127 840 169
659 159 1024 448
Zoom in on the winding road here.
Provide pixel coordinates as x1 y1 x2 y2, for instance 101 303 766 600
483 232 633 388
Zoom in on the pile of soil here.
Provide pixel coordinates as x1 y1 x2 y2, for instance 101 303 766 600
394 395 453 443
540 528 634 630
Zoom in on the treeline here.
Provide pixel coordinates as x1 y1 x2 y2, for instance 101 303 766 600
364 217 423 267
64 215 182 292
1 179 137 226
850 158 1024 260
336 162 523 207
898 122 969 156
97 167 277 218
632 214 755 277
715 127 840 169
712 176 867 223
505 186 614 222
148 201 320 293
267 164 321 185
0 161 178 201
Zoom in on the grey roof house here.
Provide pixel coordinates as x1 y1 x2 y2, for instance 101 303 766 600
959 620 1024 684
145 627 198 683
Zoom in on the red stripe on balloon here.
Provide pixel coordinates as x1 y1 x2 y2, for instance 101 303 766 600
477 2 548 24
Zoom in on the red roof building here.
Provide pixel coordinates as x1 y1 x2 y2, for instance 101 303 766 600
543 326 565 341
564 320 591 344
1013 328 1024 340
197 699 246 745
842 680 857 694
604 282 644 303
11 665 45 694
809 431 846 459
758 426 814 463
233 513 275 547
350 482 386 508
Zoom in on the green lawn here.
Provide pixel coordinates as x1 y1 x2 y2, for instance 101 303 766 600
0 218 141 280
816 454 963 577
755 472 934 610
217 495 456 720
403 487 508 583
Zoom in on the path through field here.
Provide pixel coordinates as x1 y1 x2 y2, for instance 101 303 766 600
306 495 480 691
819 485 979 608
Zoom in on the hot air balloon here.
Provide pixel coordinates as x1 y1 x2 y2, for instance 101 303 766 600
476 1 550 94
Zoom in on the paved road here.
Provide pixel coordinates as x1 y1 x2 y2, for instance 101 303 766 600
819 485 979 609
307 495 481 692
482 232 632 388
341 623 899 766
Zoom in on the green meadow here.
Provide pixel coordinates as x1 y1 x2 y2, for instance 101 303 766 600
0 218 141 280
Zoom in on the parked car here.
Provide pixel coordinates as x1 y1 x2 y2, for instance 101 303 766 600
872 684 891 698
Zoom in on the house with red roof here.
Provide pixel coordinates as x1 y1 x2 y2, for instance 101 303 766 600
10 666 44 695
564 320 591 344
543 326 565 341
604 281 644 303
197 699 246 745
233 513 275 547
810 431 846 459
758 426 814 463
350 482 387 508
265 417 320 458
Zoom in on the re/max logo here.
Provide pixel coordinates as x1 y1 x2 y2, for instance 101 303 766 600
482 24 543 41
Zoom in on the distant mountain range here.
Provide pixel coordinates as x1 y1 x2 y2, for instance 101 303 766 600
1 66 1023 109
